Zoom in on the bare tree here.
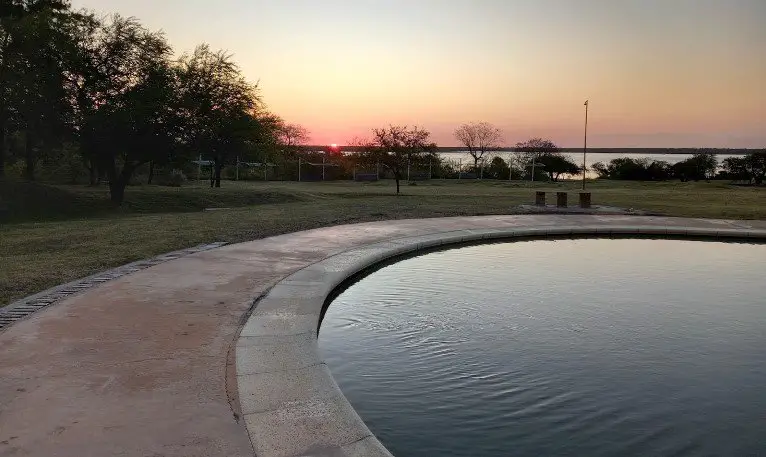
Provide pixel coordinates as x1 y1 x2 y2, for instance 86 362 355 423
278 122 310 149
360 125 435 194
454 122 504 173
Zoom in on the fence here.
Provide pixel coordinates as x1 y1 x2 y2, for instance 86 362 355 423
188 153 548 183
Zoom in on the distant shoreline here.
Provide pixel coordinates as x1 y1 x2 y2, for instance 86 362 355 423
303 146 757 154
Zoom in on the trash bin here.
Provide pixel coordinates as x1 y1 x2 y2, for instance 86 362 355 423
535 191 546 206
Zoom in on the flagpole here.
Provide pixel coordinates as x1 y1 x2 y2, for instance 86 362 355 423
582 100 589 191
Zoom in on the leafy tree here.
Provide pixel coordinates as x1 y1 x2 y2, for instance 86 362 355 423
600 157 648 180
454 122 503 173
486 156 510 180
721 152 766 185
592 157 671 181
747 151 766 185
536 153 580 182
66 15 177 203
721 156 751 182
176 45 262 188
672 152 717 182
0 0 78 179
361 125 435 194
514 138 565 181
592 161 609 179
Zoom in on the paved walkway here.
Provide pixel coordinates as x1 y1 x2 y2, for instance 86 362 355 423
1 215 764 457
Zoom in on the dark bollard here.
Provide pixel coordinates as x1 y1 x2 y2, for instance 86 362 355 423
535 191 546 206
556 192 568 208
579 192 592 209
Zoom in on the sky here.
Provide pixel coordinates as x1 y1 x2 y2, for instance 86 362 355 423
70 0 765 148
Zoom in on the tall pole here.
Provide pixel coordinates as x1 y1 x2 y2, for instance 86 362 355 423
322 154 326 181
298 157 301 182
583 99 589 190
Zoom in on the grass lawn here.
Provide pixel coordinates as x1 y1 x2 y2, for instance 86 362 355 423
1 178 764 306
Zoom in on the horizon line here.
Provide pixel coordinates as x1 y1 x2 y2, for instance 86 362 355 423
299 146 761 153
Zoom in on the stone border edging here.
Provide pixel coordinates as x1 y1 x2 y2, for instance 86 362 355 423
235 224 766 457
0 242 228 332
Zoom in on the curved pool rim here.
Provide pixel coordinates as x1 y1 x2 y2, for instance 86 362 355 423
235 223 766 457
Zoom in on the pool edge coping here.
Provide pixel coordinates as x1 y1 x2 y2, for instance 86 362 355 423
235 224 766 457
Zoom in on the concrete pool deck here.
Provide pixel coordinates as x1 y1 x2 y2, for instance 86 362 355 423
1 215 765 457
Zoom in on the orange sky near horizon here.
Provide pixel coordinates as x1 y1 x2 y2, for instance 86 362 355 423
71 0 766 148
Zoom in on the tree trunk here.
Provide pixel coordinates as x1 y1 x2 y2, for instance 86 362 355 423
394 171 401 194
147 161 155 184
88 160 97 186
107 162 135 206
24 132 35 181
214 162 222 188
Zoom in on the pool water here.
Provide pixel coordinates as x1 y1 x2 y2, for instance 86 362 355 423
319 239 766 457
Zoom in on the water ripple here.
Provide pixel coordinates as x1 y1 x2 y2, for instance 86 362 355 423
320 239 766 457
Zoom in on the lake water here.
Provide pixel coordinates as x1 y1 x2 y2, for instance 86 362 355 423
435 152 742 178
320 239 766 457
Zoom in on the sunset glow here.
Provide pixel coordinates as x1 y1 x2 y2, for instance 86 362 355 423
71 0 766 148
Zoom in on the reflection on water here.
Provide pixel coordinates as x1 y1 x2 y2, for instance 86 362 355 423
319 239 766 457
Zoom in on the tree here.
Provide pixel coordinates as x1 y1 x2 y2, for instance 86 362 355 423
593 157 672 181
277 122 310 150
176 45 262 188
454 122 503 173
514 137 560 181
0 0 78 179
486 156 510 180
721 156 751 183
747 151 766 185
592 161 609 179
66 15 178 203
0 0 28 179
672 152 717 182
721 152 766 185
536 153 580 182
361 125 435 194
